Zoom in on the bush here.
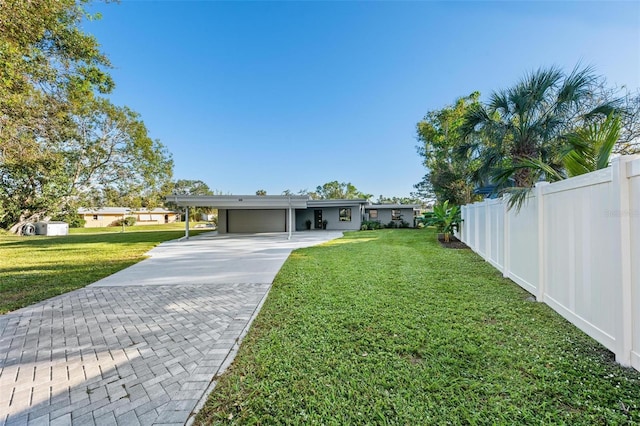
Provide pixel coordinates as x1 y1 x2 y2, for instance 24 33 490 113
50 211 85 228
386 221 397 229
361 220 382 230
112 216 137 227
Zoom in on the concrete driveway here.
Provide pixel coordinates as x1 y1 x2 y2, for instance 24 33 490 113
0 231 342 426
89 231 343 287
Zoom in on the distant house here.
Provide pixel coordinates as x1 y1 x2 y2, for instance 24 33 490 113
166 195 420 233
78 207 180 228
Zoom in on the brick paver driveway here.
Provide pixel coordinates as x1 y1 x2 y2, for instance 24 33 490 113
0 232 342 426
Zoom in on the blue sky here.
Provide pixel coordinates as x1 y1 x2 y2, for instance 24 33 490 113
86 1 640 198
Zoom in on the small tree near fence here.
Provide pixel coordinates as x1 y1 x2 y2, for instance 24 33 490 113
426 200 461 242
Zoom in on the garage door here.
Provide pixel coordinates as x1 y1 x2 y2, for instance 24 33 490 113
228 209 286 233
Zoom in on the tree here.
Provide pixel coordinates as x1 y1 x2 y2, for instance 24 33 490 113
375 195 424 205
0 0 173 231
615 90 640 155
410 175 436 206
255 189 267 196
460 66 616 201
164 179 215 220
314 181 372 200
171 179 213 196
416 92 483 206
507 113 622 183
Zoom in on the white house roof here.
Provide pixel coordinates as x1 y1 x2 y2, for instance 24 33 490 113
78 207 178 214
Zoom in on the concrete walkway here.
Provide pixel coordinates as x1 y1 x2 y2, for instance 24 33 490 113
0 231 342 426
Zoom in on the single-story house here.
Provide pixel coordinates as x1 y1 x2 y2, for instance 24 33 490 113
167 195 420 234
78 207 180 228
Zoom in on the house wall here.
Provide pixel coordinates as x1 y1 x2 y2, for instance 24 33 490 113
82 212 179 227
366 208 415 227
82 214 123 228
460 156 640 371
295 209 315 230
135 213 179 225
318 206 362 231
218 209 228 233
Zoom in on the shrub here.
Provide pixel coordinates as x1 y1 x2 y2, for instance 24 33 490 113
386 221 397 229
51 211 85 228
426 200 461 242
112 216 137 227
361 220 382 230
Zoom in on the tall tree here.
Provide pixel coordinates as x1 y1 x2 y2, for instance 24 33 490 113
314 181 371 200
416 92 482 205
0 0 173 231
171 179 214 196
460 66 616 199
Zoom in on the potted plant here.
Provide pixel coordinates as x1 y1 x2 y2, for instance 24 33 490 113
305 219 312 230
426 200 461 242
322 219 328 230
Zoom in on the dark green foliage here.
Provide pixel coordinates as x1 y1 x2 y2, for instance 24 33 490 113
459 66 618 206
416 93 483 205
426 200 461 241
51 211 85 228
361 220 382 230
111 216 136 227
0 0 173 231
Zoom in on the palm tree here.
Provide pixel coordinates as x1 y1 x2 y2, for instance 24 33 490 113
459 65 617 207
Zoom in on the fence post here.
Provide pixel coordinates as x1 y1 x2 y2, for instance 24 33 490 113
502 196 509 278
485 200 491 260
535 182 549 302
612 157 633 366
460 205 466 243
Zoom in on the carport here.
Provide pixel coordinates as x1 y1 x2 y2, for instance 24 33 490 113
169 195 310 239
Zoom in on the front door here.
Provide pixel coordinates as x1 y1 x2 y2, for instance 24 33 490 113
314 209 323 230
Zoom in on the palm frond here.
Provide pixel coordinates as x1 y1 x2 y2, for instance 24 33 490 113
502 187 534 212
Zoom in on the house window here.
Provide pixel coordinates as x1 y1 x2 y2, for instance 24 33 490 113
92 215 98 220
369 209 378 219
339 208 351 222
391 210 402 220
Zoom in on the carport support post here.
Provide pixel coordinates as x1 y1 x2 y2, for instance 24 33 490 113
185 206 190 239
288 196 292 240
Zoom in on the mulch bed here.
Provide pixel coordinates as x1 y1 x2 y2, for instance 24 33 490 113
437 234 470 249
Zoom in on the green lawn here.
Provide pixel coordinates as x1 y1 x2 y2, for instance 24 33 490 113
0 225 208 314
195 229 640 425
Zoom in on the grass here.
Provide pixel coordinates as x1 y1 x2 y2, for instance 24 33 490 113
195 229 640 425
0 223 208 314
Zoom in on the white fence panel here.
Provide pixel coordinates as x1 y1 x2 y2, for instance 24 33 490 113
505 193 539 296
458 155 639 370
487 199 505 270
629 158 640 370
542 168 617 352
475 203 487 259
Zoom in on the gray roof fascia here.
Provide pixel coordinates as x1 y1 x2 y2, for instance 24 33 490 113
168 195 310 209
307 199 368 208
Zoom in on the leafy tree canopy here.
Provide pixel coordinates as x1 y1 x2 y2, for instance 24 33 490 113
0 0 173 232
312 181 372 200
416 92 483 206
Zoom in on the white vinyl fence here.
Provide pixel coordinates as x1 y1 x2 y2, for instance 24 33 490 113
460 156 640 371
